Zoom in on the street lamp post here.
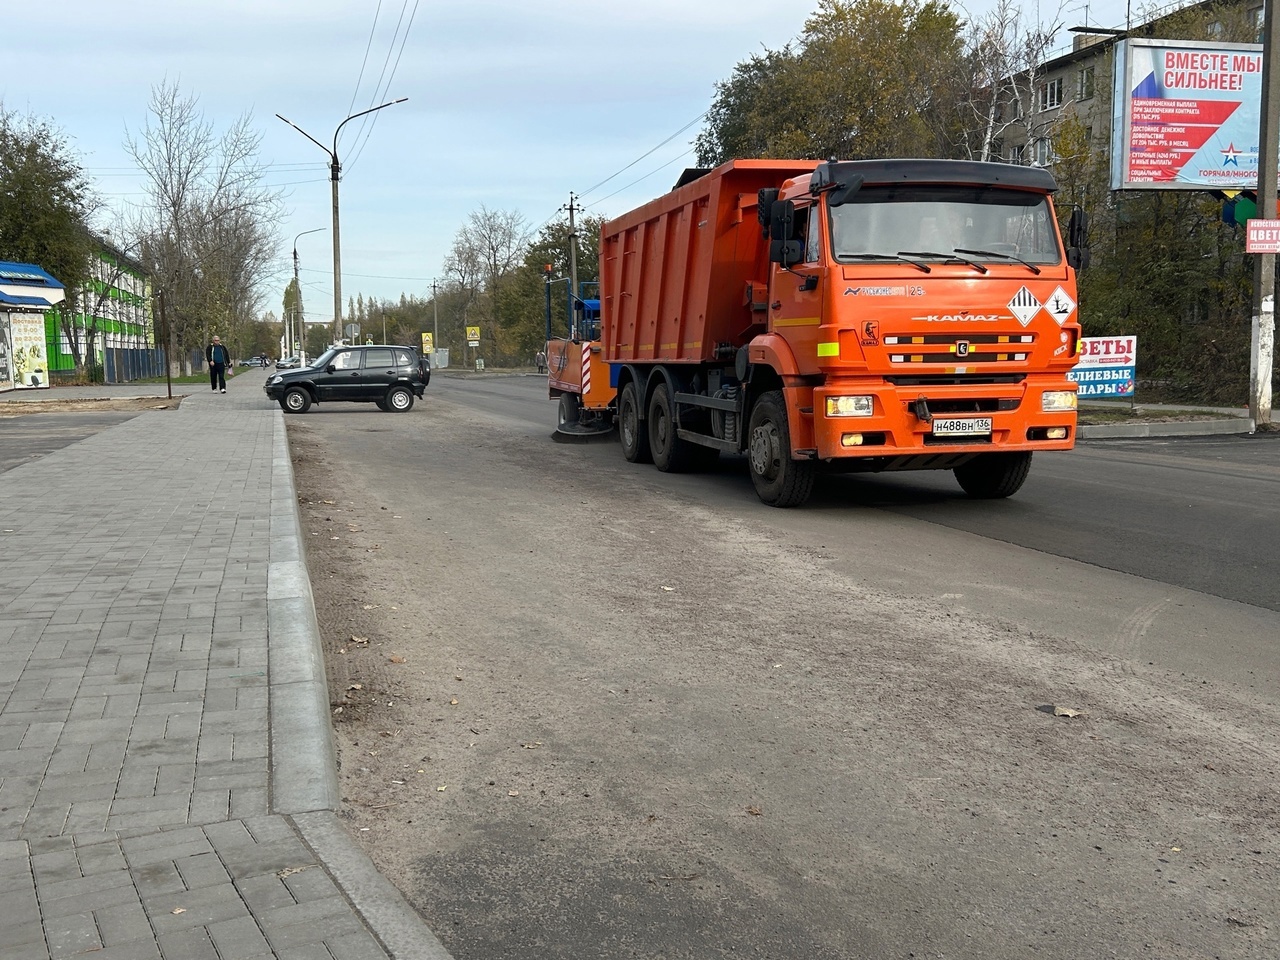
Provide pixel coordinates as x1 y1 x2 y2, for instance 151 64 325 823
276 99 408 345
291 227 325 362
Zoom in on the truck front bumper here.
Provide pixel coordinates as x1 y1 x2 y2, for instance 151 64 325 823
806 379 1077 461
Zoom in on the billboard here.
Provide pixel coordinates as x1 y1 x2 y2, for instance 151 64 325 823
1067 336 1136 398
1111 39 1264 190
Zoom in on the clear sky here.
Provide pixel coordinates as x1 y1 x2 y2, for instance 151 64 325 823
5 0 1131 323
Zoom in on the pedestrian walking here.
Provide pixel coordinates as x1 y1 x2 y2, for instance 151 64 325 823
535 350 546 374
206 336 231 393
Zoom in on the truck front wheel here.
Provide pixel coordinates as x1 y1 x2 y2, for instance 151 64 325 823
953 452 1032 498
747 390 814 507
619 382 652 464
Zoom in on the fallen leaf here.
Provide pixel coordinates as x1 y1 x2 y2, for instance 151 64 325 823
437 785 447 792
322 499 335 504
522 741 542 749
450 698 459 705
1052 706 1083 718
509 790 520 797
171 907 186 915
351 635 369 645
332 706 344 714
362 604 375 610
388 655 406 664
348 683 363 691
660 585 675 592
1171 846 1182 852
746 805 762 816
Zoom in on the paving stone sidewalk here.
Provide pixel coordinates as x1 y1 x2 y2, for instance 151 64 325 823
0 381 450 959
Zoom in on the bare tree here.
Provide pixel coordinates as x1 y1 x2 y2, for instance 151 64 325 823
125 80 282 371
958 0 1071 163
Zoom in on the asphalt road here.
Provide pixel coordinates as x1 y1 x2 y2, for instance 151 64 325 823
282 373 1279 960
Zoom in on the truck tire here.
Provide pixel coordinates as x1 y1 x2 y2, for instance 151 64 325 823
953 452 1032 498
619 382 652 463
648 381 694 472
558 392 581 427
748 390 814 507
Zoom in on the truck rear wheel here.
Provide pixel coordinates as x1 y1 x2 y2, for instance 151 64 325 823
953 452 1032 498
619 382 651 463
748 390 814 507
648 381 694 472
558 392 581 427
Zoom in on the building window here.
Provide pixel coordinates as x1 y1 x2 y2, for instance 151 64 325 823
1207 20 1223 38
1078 66 1095 100
1008 143 1026 163
1035 138 1054 166
1252 6 1264 39
1038 77 1063 111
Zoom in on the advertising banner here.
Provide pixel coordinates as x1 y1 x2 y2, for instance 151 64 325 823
1111 39 1264 190
1067 336 1137 398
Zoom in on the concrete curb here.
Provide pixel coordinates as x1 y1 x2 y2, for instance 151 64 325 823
265 411 454 959
1079 417 1254 439
293 811 454 960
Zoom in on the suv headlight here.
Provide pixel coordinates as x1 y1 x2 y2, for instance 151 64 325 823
269 375 283 385
825 395 874 417
1041 390 1077 412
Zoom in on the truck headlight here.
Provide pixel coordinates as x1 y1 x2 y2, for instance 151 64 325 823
825 395 874 417
1041 390 1077 412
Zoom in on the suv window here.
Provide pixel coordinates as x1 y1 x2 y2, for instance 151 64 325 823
331 350 360 371
362 348 397 368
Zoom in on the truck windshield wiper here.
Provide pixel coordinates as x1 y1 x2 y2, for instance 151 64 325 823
953 247 1042 275
898 251 988 274
841 253 931 273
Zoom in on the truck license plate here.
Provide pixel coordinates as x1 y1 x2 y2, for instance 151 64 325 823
932 417 992 436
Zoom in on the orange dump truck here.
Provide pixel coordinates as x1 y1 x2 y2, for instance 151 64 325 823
547 158 1084 507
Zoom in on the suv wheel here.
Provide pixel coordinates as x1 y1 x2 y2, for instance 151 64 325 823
282 387 311 414
386 385 414 412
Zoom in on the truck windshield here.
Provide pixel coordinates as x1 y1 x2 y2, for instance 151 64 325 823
829 185 1062 266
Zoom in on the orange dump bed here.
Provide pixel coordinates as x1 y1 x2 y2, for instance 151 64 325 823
599 160 817 366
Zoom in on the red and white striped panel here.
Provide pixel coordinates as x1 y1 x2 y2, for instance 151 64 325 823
581 343 592 397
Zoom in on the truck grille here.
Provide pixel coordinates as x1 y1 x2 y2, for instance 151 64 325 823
884 333 1033 365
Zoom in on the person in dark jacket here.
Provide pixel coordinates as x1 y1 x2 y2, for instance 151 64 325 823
206 336 231 393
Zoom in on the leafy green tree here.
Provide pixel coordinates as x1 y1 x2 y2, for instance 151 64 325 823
695 0 966 164
0 104 96 311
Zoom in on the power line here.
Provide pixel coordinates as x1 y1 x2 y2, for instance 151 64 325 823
577 111 707 200
347 0 385 119
585 148 695 210
347 0 420 173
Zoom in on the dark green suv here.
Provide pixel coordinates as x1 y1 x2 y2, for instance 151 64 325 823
264 344 430 414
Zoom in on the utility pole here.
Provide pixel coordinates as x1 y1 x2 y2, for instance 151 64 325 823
276 98 407 346
431 280 439 360
566 193 580 339
1252 0 1279 425
291 228 324 364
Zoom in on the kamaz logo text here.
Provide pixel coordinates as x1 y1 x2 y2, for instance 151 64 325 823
911 314 1003 322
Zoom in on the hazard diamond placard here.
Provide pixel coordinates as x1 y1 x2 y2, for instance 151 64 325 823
1008 286 1041 327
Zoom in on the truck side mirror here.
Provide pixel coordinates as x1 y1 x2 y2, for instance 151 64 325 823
758 188 780 232
827 174 864 207
1067 207 1089 270
769 199 802 267
1068 207 1088 248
